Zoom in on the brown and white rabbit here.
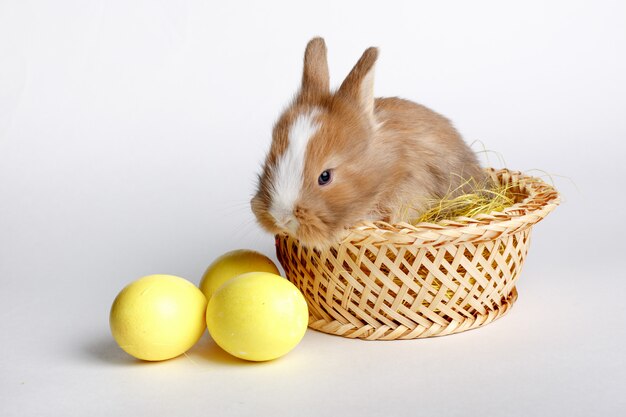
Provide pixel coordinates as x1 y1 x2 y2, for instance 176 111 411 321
251 37 484 249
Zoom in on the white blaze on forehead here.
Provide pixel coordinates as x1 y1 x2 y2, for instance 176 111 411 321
269 109 320 224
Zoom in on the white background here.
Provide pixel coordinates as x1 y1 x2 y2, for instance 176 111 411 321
1 1 625 416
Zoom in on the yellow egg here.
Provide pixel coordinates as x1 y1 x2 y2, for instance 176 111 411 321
206 272 308 362
109 274 207 361
199 249 280 301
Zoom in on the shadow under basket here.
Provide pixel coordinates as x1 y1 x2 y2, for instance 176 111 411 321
276 169 560 340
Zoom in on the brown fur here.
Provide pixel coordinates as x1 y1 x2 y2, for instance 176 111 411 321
251 38 484 248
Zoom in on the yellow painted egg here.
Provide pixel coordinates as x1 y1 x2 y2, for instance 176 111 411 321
199 249 280 301
110 274 207 361
206 272 308 362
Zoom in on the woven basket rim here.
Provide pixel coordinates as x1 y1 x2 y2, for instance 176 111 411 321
330 168 560 248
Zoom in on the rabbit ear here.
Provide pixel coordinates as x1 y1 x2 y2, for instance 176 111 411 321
300 37 330 102
337 47 379 123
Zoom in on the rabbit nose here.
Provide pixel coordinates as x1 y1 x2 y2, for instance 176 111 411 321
276 215 299 235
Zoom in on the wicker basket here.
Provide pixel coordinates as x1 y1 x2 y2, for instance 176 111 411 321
276 169 559 340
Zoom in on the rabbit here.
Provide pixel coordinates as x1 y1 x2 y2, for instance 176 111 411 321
251 37 484 249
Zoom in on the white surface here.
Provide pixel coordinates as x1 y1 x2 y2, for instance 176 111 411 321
1 1 625 416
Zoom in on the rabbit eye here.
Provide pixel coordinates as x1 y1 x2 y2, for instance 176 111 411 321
318 170 332 186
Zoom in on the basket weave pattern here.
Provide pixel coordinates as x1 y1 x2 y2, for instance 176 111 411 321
276 169 559 340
